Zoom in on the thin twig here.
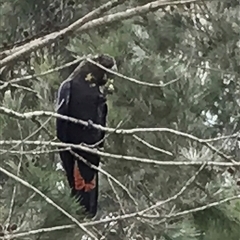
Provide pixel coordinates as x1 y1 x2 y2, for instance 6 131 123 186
0 115 53 157
0 140 239 167
139 163 206 215
0 148 69 155
4 190 240 240
4 121 24 226
86 50 193 88
0 106 237 142
108 177 126 215
0 81 42 99
69 150 138 206
86 120 125 148
133 135 173 156
0 107 236 163
158 194 240 224
86 58 168 87
0 0 126 67
0 59 82 90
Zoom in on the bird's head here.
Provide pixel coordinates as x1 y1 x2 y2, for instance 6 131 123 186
68 54 117 95
77 54 117 87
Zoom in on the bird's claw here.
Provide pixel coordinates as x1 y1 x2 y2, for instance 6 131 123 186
87 120 94 129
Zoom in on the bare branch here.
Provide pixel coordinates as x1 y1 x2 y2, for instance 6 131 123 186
86 50 193 88
86 58 168 87
139 163 206 215
7 164 240 240
108 177 126 215
4 122 24 226
4 190 240 240
0 148 69 155
0 0 126 66
158 194 240 224
0 225 76 239
0 106 237 163
0 81 42 99
69 150 138 206
0 140 239 167
133 135 173 156
0 58 83 91
0 0 199 68
0 116 53 157
84 119 126 149
0 106 237 142
2 50 188 91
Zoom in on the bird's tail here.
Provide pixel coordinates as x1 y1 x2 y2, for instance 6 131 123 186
73 162 98 218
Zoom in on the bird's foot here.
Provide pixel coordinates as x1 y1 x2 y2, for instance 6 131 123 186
87 120 94 130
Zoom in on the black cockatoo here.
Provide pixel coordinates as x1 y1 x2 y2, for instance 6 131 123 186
56 54 116 217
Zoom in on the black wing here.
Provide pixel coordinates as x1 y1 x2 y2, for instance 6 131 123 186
56 80 71 143
56 80 75 189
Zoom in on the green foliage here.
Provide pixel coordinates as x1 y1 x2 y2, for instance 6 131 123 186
0 0 240 239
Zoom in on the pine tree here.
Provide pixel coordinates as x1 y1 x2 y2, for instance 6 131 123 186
0 0 239 239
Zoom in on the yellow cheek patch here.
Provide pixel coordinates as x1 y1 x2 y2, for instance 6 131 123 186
85 73 93 82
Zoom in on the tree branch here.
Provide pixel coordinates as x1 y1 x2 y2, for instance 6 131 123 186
0 166 98 239
0 106 237 142
69 150 138 206
4 122 24 227
7 163 240 240
4 191 240 240
0 0 125 67
158 194 240 224
133 135 173 156
0 58 83 91
0 106 237 163
0 0 199 68
0 140 239 167
86 52 192 88
139 163 206 216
